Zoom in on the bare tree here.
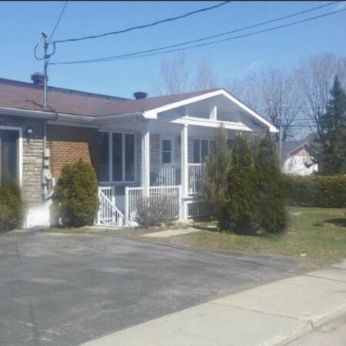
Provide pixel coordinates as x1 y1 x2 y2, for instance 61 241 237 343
194 61 218 91
295 53 346 135
155 55 218 95
226 69 301 141
225 73 262 111
260 69 302 141
155 53 190 95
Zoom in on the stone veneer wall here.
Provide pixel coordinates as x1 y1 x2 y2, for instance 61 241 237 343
0 115 44 205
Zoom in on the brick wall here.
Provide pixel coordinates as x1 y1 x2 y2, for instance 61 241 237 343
0 115 44 204
47 124 99 178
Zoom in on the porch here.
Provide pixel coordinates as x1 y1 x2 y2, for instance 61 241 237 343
93 88 273 228
95 122 217 227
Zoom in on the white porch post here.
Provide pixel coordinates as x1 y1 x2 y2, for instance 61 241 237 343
180 124 188 219
141 124 150 197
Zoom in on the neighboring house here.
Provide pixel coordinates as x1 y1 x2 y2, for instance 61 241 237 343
0 75 278 228
282 140 318 176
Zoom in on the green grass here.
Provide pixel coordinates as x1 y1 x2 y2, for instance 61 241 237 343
38 207 345 270
148 207 346 270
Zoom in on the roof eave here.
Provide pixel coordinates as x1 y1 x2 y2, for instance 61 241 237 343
142 89 278 133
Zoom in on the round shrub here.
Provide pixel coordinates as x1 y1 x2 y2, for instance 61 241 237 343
52 160 99 227
0 181 23 231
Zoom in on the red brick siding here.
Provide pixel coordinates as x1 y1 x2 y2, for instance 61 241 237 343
47 125 99 178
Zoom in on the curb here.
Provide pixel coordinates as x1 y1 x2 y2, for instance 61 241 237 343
277 303 346 345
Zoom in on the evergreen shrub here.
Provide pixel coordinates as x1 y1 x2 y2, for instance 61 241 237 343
52 160 99 227
0 181 23 231
254 134 287 233
285 175 346 208
219 135 257 234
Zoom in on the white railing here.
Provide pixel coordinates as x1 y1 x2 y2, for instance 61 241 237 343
125 186 143 226
97 186 124 227
188 164 204 195
125 185 181 226
150 165 181 187
186 200 208 219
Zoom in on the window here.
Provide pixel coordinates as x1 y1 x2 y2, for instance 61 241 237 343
97 132 109 181
192 139 214 164
0 129 19 184
161 139 172 164
201 140 209 161
125 134 135 181
193 139 200 163
112 133 122 181
97 132 136 183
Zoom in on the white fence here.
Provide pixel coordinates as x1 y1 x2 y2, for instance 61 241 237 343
125 185 181 226
188 164 204 195
97 186 124 227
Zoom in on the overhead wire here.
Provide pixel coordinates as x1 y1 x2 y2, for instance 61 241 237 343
52 1 230 44
49 1 68 43
50 2 344 65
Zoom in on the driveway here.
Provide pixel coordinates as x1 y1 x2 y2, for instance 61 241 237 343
0 230 297 346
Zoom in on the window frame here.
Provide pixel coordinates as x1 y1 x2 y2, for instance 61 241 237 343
0 126 22 186
160 136 175 166
99 131 137 184
192 137 214 164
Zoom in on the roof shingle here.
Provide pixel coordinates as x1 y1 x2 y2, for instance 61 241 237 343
0 78 216 117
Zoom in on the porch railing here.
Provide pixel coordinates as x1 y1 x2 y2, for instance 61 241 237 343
97 186 124 227
150 165 181 187
188 164 204 195
150 164 204 195
125 185 181 226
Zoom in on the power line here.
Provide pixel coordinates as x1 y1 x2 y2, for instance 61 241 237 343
53 1 230 44
114 7 346 61
49 1 68 43
50 3 344 66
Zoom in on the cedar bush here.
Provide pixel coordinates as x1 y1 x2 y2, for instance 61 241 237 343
203 125 232 219
52 160 99 227
219 135 257 234
254 134 287 233
285 175 346 208
0 181 23 231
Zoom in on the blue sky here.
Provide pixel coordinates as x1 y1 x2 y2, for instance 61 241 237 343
1 1 346 98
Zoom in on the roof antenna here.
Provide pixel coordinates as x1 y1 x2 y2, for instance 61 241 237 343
34 32 56 111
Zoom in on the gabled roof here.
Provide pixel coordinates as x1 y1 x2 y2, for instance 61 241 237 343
0 77 277 132
282 140 310 158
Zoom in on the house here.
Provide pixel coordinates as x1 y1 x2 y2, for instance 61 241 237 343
282 140 318 176
0 75 278 228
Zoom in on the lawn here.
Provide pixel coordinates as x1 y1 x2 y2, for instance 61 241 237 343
144 207 346 270
44 207 345 270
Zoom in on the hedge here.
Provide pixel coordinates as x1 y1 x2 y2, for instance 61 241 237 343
285 175 346 208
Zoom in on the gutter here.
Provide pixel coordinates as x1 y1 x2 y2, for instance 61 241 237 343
0 106 143 125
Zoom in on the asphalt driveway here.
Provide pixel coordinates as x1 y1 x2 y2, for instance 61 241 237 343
0 229 297 346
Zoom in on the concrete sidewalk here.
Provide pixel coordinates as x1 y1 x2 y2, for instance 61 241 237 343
81 260 346 346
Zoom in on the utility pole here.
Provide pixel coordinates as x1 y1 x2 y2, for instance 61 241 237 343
42 32 49 111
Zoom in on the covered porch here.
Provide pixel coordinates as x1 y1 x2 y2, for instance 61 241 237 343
95 89 276 227
96 123 253 227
